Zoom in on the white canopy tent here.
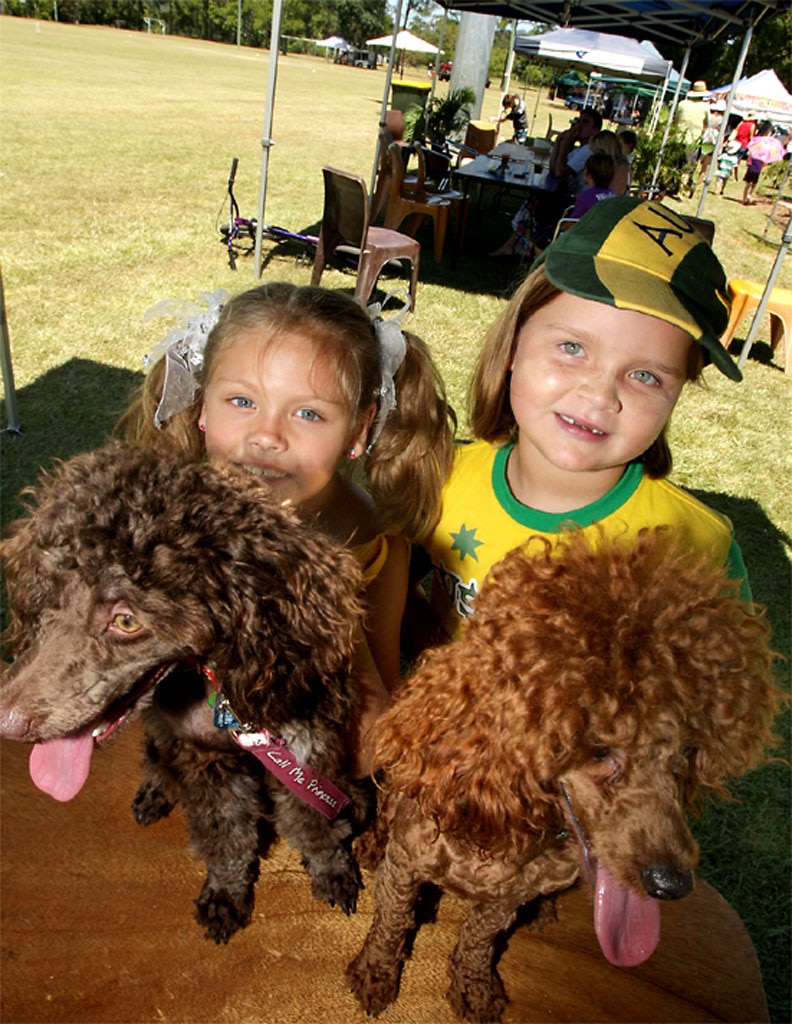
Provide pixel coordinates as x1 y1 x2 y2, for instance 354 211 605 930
315 35 349 49
514 26 673 134
514 27 671 79
366 28 440 81
710 69 792 125
365 29 440 55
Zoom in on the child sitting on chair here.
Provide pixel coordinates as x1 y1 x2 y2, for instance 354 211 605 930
570 152 616 219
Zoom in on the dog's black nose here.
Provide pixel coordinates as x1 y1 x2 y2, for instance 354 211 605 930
641 864 694 900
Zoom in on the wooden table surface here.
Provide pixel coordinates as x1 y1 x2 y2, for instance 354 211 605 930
1 722 769 1024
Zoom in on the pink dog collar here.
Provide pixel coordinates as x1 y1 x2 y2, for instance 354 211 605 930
196 660 350 821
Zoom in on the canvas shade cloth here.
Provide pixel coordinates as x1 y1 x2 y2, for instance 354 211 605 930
434 1 786 49
0 720 771 1023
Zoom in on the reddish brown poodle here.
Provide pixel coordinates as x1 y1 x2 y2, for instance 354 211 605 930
348 529 784 1022
0 443 372 943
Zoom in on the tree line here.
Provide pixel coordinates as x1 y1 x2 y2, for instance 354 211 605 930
3 1 389 49
5 1 789 89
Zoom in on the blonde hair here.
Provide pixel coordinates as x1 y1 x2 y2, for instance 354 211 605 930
468 264 703 479
590 129 625 162
117 283 455 542
590 129 631 192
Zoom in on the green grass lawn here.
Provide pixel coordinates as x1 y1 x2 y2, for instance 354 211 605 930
1 15 790 1021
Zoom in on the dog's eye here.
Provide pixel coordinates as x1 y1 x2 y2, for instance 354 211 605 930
591 747 611 761
111 612 143 635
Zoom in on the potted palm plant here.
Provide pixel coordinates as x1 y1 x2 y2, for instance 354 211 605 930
403 87 477 148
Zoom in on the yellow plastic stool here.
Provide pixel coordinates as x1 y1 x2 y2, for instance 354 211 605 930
721 278 792 376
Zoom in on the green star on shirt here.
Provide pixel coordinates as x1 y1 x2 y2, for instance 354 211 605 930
450 523 483 562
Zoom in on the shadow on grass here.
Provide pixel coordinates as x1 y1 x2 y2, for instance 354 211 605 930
726 335 786 374
1 358 142 528
744 228 791 249
255 202 533 302
688 487 791 1024
692 489 791 621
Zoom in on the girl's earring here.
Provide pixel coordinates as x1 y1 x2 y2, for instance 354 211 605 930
346 448 358 460
198 422 207 432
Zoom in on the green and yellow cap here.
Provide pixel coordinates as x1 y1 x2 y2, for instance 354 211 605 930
538 196 740 381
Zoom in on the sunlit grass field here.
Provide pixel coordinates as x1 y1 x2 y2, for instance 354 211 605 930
1 15 790 1020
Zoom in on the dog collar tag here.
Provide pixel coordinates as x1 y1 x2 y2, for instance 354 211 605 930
202 665 350 822
208 692 242 731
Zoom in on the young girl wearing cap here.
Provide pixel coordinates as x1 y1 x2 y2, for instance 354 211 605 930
406 196 748 650
117 282 455 769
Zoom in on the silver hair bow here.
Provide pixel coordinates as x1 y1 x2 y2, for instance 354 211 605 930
142 289 229 428
366 289 410 450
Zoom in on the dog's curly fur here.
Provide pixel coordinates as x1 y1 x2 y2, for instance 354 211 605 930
0 443 371 943
348 529 785 1022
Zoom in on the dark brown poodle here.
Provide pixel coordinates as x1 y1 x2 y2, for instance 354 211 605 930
0 443 371 943
348 529 784 1022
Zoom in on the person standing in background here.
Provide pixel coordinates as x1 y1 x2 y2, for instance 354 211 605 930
742 122 784 205
698 99 726 183
731 111 758 180
675 80 709 193
497 94 528 143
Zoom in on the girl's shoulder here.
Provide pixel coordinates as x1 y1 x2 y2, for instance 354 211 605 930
635 475 735 550
448 438 500 479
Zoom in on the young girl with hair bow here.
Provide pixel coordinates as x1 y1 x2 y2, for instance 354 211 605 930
117 282 455 772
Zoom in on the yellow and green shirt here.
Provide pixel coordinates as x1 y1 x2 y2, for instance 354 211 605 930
426 439 749 641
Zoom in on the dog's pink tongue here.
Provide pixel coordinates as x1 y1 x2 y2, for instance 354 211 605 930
594 863 660 967
29 731 94 802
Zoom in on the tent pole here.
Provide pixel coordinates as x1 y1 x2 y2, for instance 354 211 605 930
370 0 405 197
697 21 754 218
584 74 594 108
649 43 689 197
648 62 671 134
0 269 22 436
427 8 448 112
738 212 792 369
530 65 545 135
253 0 283 278
763 157 792 239
501 19 517 93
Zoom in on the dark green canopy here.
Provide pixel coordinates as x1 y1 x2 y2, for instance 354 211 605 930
556 70 587 87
